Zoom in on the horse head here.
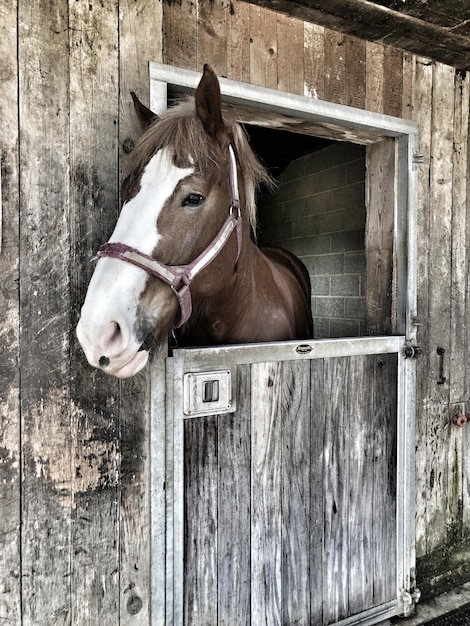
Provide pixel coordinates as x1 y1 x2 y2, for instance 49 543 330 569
76 64 270 377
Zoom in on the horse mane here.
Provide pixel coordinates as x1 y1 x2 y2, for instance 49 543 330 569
123 98 272 236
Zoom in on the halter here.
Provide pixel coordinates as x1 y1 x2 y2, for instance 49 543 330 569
96 145 241 328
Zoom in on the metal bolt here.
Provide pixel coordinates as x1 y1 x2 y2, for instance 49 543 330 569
123 138 135 154
127 594 143 615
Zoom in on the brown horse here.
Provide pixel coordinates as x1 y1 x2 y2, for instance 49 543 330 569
76 65 313 378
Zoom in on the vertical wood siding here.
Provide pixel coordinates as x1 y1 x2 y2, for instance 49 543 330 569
182 355 398 625
162 0 470 592
1 0 470 622
0 1 20 623
1 1 162 624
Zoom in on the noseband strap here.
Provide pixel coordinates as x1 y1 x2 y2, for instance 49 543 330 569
97 145 241 328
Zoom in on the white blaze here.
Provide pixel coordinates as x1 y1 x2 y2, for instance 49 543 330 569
77 148 193 377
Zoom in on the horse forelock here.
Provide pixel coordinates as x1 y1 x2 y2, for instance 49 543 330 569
122 98 272 235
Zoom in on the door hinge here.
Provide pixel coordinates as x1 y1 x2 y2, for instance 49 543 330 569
403 344 422 359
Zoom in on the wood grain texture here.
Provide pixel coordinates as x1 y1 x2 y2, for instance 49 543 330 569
119 0 163 176
365 41 385 113
310 359 326 625
4 0 470 617
118 2 162 622
344 35 366 109
184 417 218 626
347 356 375 615
449 69 470 404
18 1 73 622
322 358 351 623
304 22 325 99
383 47 404 117
251 361 283 623
365 138 396 335
69 1 121 622
277 11 304 95
181 354 398 624
242 0 470 70
0 1 20 622
217 365 251 625
280 360 311 624
227 1 251 82
424 63 455 555
196 0 229 77
412 58 433 558
249 4 278 89
324 29 347 106
371 353 397 605
163 0 197 71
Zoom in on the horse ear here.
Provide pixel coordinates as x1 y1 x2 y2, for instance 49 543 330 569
131 92 158 129
195 64 227 145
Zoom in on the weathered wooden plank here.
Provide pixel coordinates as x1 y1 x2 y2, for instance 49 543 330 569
365 138 396 335
227 0 251 82
347 356 374 615
280 360 311 624
310 359 326 625
324 29 346 106
18 0 72 622
463 115 470 537
184 417 218 625
303 22 325 100
243 0 470 71
217 365 251 625
427 62 454 404
344 35 366 109
68 1 122 622
119 0 163 175
371 353 398 605
445 71 470 549
365 41 384 114
249 4 278 89
401 53 415 121
118 2 163 623
0 2 21 623
425 62 455 554
462 400 470 534
119 377 151 625
322 357 350 623
196 0 229 77
162 0 197 71
383 47 404 117
251 362 282 623
277 11 304 95
412 57 433 558
449 69 470 404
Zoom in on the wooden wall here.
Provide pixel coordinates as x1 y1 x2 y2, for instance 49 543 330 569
163 0 470 597
1 0 470 623
0 0 162 623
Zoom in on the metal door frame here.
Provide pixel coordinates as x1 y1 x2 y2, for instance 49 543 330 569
148 63 419 625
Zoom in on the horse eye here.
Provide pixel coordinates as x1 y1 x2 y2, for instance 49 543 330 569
182 193 204 208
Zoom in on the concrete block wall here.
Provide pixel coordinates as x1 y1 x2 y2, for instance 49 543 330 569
259 142 366 338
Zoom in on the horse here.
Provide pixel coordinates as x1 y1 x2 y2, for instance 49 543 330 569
76 64 313 378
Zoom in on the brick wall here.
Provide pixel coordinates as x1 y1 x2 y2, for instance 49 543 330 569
259 142 366 338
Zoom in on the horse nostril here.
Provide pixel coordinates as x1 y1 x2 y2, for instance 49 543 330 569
138 331 154 352
99 356 110 368
111 321 121 341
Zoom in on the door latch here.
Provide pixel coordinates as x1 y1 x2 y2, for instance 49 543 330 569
183 370 234 417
